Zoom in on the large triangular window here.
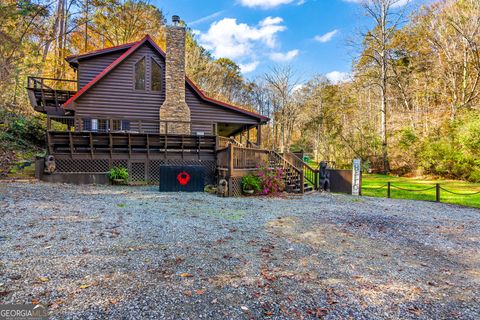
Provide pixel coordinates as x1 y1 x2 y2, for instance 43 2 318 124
134 57 145 90
151 58 162 92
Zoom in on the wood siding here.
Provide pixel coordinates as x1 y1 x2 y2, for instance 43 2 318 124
78 51 126 89
75 42 260 134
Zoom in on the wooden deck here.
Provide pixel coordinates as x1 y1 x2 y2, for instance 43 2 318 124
27 77 77 115
47 131 217 160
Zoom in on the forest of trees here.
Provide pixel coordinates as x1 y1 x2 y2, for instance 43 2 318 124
1 0 479 181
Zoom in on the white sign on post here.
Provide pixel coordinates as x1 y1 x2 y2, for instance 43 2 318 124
352 158 361 196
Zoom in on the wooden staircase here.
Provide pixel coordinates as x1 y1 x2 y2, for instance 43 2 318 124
268 151 314 194
217 140 319 195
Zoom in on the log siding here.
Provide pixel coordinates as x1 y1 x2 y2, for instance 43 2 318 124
74 41 260 135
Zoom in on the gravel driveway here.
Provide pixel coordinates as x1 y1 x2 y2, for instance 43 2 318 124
0 181 479 319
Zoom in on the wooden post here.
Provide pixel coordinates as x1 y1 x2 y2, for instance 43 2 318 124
89 132 94 158
314 169 318 191
436 183 440 202
68 131 74 157
300 171 305 194
257 125 262 147
228 144 234 178
387 182 391 198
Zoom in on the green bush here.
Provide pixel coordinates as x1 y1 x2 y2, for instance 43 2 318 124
107 166 129 181
241 174 261 192
0 109 46 149
419 112 480 182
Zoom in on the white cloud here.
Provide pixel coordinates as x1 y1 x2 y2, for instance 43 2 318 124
239 0 296 9
199 17 286 59
239 61 260 73
269 49 299 62
292 84 304 92
343 0 410 8
326 71 351 84
314 30 338 43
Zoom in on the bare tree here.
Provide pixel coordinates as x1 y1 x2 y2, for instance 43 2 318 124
263 65 300 152
356 0 410 173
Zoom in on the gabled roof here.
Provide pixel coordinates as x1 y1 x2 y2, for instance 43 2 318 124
63 35 269 122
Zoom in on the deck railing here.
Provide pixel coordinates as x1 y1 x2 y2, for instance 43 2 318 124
47 131 217 157
27 76 77 92
217 144 305 193
46 115 215 135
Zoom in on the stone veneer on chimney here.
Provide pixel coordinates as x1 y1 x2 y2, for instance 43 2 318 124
160 17 191 134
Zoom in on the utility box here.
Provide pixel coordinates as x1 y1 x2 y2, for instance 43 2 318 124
159 165 205 192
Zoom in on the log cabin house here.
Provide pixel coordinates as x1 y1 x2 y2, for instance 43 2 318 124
28 16 315 195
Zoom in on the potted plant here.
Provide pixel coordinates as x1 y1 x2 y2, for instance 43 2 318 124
241 174 261 195
107 166 129 185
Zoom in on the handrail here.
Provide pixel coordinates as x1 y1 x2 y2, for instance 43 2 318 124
28 76 77 83
284 152 318 189
27 76 77 92
246 140 260 149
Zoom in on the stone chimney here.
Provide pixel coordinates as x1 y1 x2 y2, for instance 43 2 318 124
160 15 191 134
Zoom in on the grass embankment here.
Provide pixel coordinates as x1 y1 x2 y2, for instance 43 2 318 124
362 174 480 209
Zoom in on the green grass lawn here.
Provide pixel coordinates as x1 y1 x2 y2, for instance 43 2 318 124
362 174 480 209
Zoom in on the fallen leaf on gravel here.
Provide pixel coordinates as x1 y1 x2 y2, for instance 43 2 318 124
241 306 249 311
195 289 205 295
175 257 184 264
179 273 193 278
109 299 118 305
261 270 276 281
184 291 192 297
316 308 328 317
39 277 49 282
31 299 39 305
211 299 218 304
408 306 422 316
264 311 273 316
0 291 11 297
79 284 91 289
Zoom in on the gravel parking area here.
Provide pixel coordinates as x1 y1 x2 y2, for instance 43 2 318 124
0 181 479 319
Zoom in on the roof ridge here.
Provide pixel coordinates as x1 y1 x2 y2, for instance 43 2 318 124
65 41 139 61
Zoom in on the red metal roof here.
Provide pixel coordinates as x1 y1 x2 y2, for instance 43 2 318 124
63 35 269 122
65 42 137 62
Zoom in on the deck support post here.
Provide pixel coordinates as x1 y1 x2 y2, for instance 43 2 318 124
256 125 262 147
228 144 234 178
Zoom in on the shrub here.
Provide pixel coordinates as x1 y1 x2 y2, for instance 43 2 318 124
257 165 284 195
241 174 261 192
418 112 480 182
107 166 129 181
0 109 46 149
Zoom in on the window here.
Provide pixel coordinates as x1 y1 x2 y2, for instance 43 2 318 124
134 57 145 90
98 119 109 132
151 58 162 91
82 118 108 132
113 119 131 131
83 119 91 131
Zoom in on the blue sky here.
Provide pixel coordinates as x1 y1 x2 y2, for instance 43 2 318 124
152 0 428 83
